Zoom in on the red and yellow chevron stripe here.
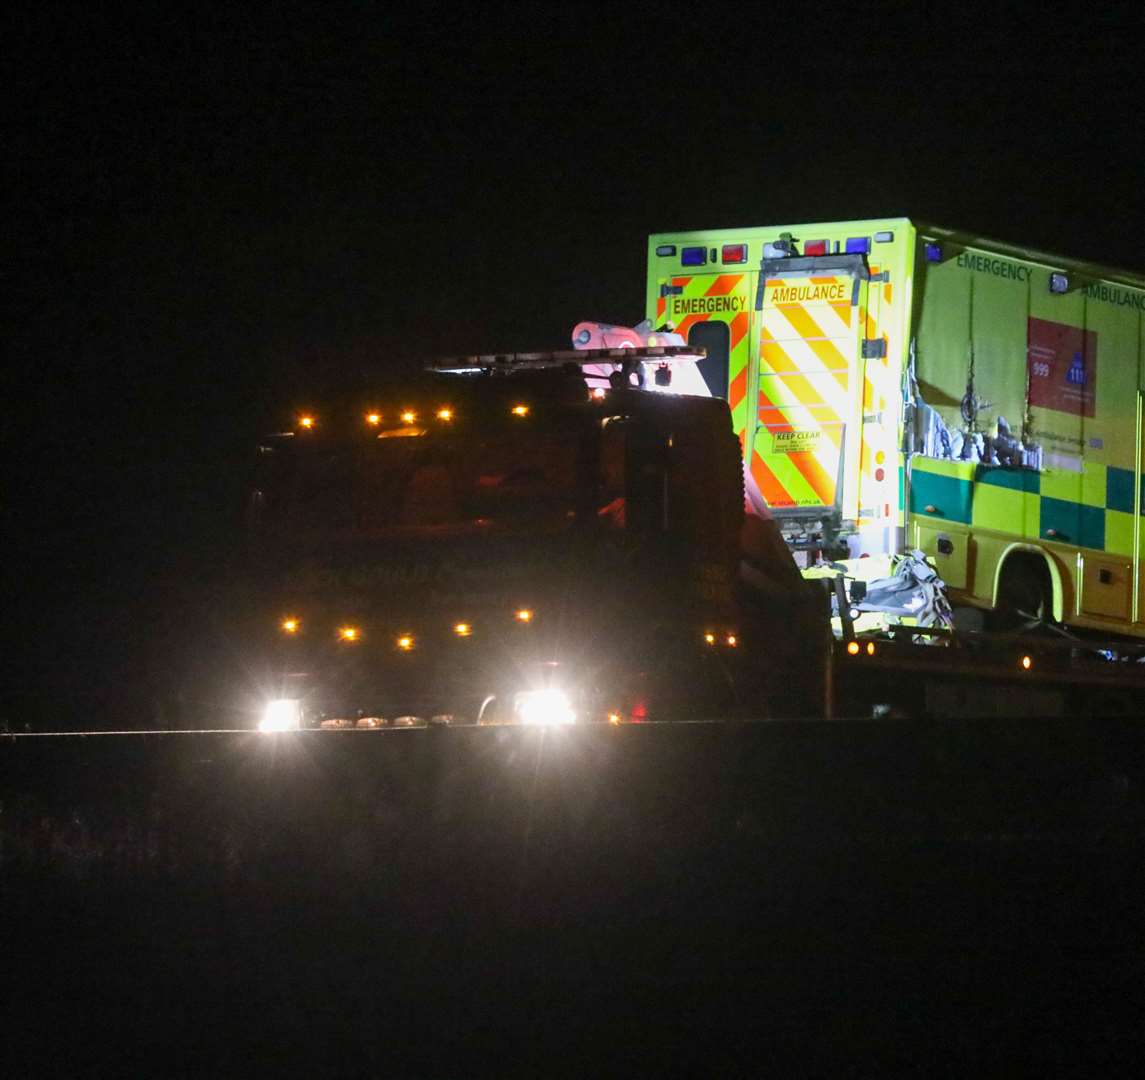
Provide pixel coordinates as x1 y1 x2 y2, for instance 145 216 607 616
658 272 753 460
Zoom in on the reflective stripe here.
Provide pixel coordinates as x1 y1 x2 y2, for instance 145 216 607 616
659 272 752 463
910 456 1143 555
754 273 861 512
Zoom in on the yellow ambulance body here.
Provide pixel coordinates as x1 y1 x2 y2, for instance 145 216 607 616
646 220 1145 637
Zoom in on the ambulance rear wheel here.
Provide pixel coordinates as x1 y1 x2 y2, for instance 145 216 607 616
994 555 1052 632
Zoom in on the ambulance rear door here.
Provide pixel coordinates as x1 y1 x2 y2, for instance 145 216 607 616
749 254 871 531
653 250 755 440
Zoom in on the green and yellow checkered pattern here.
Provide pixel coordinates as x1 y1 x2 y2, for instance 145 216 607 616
909 457 1140 556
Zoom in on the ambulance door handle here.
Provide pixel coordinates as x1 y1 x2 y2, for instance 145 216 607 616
924 504 938 514
1046 528 1058 538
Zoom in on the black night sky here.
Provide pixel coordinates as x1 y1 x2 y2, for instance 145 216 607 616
10 10 1145 1072
9 8 1145 726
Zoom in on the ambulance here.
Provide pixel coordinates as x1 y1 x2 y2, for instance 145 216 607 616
646 219 1145 638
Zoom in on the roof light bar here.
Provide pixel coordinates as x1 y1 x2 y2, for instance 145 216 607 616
428 345 707 375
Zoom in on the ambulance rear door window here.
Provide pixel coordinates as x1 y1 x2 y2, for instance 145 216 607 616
688 320 729 400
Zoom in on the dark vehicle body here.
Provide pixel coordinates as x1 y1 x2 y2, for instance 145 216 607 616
172 362 824 728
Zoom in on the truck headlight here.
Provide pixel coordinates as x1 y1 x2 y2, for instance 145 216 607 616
259 698 302 733
513 688 575 726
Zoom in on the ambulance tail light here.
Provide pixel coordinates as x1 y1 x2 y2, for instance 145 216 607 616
845 237 871 255
721 244 748 264
681 246 707 266
803 239 829 257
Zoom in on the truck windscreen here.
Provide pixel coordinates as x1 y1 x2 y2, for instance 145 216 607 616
249 425 582 543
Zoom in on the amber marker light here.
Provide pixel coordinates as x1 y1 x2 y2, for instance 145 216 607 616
298 414 316 430
725 634 738 647
1021 655 1033 670
365 411 382 426
338 626 360 643
515 608 534 624
453 622 472 637
436 407 454 422
590 387 606 401
847 641 861 656
608 711 622 725
281 617 300 635
704 632 716 645
401 409 417 424
510 404 530 417
396 634 415 651
866 641 877 656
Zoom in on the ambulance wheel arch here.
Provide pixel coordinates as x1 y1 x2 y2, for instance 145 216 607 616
992 544 1064 624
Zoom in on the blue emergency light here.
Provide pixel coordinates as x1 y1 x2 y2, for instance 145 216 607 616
925 242 943 263
681 246 707 266
845 236 871 255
